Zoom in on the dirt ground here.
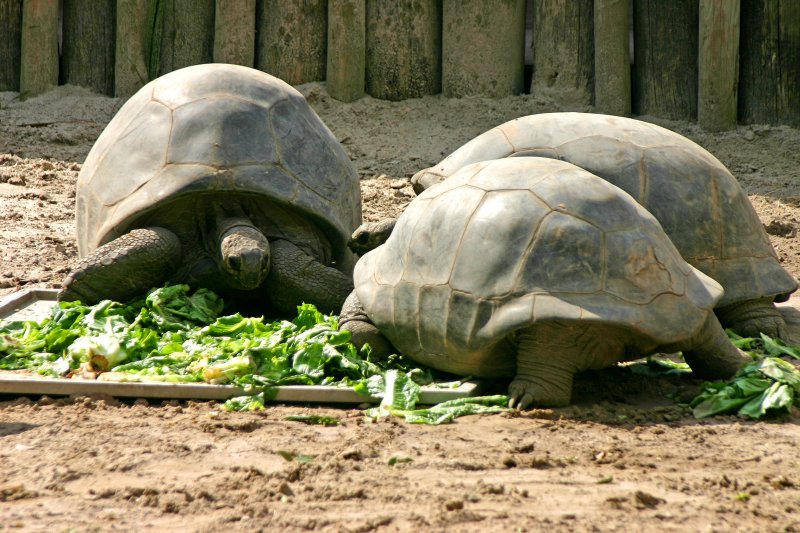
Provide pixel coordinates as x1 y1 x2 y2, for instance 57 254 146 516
1 82 799 533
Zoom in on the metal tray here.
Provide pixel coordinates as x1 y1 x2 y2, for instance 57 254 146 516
0 288 480 404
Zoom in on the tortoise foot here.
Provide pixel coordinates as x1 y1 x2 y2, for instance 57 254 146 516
338 290 395 361
508 376 572 409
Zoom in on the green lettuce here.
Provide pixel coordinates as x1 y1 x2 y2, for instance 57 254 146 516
0 285 498 424
691 357 800 419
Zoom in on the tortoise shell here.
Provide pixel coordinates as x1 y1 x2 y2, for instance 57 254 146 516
75 63 361 272
356 158 724 377
411 112 797 307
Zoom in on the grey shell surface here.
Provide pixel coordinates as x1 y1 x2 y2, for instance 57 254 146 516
355 158 723 377
75 63 361 271
412 112 797 306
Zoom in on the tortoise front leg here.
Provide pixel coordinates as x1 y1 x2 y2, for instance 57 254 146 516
339 290 396 360
59 227 181 304
264 239 354 316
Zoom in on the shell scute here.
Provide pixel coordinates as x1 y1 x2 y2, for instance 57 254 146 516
450 189 549 298
520 211 605 295
167 97 276 166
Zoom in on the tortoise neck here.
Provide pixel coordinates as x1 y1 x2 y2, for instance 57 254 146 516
216 216 258 238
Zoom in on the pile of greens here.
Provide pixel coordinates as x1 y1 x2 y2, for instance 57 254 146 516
0 285 506 424
1 285 798 421
689 332 800 419
632 331 800 419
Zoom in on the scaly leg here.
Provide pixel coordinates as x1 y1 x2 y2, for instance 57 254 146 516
338 290 396 360
264 239 354 316
715 297 787 339
670 313 749 380
509 322 613 409
59 227 181 304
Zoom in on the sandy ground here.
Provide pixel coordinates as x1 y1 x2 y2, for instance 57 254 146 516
0 82 799 533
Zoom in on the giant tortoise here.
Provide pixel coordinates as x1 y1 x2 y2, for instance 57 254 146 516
59 64 361 315
341 158 748 408
352 112 797 338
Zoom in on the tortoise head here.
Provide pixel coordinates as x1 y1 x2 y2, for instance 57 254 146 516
218 225 271 290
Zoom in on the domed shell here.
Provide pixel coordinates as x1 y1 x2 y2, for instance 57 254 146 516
412 112 797 306
75 63 361 270
356 158 723 375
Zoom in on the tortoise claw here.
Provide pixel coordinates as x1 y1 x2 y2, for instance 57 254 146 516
508 380 535 410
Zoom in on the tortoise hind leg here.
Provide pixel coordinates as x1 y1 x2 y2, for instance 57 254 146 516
669 313 749 380
715 297 787 339
59 227 181 305
509 322 624 409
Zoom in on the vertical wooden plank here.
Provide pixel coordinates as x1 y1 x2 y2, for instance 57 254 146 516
213 0 256 67
19 0 59 97
594 0 630 116
255 0 327 85
365 0 441 101
0 0 22 91
698 0 739 131
632 0 698 120
739 0 800 126
158 0 215 75
531 0 594 106
327 0 365 102
443 0 525 98
61 0 115 95
115 0 159 98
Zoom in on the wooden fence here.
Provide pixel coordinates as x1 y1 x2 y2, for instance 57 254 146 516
0 0 798 130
